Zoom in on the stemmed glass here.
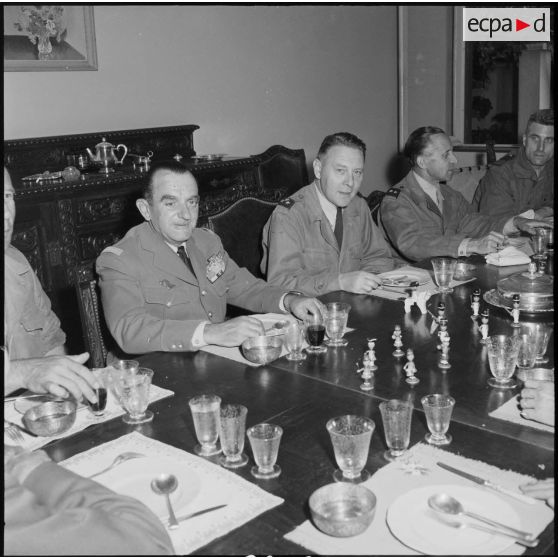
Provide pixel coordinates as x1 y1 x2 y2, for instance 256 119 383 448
119 367 154 424
324 302 351 347
284 322 307 361
431 257 457 293
188 394 222 456
485 334 521 389
379 400 413 461
326 415 375 483
421 394 455 446
247 423 283 479
107 359 139 405
304 313 327 354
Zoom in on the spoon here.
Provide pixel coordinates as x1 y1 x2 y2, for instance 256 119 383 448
264 320 289 334
88 452 145 478
151 473 180 529
428 493 536 541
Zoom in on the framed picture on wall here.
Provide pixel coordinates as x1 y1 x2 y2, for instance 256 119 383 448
3 5 97 71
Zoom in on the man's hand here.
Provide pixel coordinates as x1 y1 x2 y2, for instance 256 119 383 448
339 271 382 294
468 231 506 254
520 478 554 509
204 316 265 347
286 296 325 321
12 352 99 404
513 216 554 235
534 206 553 220
519 379 554 426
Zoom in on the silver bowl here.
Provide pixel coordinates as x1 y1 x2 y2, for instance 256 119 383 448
516 368 554 383
241 335 283 365
22 400 77 437
309 482 376 537
454 262 476 280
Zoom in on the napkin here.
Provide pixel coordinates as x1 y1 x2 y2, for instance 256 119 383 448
489 395 555 434
61 432 283 555
485 246 531 267
4 382 174 451
285 442 554 556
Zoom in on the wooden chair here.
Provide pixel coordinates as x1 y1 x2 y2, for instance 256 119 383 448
364 190 386 226
207 197 278 278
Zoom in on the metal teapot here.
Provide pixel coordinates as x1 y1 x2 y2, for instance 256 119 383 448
86 137 128 174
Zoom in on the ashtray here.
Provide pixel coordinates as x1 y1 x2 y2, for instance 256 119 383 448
22 400 77 437
241 335 283 365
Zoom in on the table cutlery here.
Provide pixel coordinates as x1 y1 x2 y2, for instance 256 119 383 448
436 461 538 505
88 451 146 478
264 320 289 335
428 510 539 548
4 420 25 444
4 419 37 438
151 473 180 529
174 504 227 524
428 493 537 541
4 393 49 403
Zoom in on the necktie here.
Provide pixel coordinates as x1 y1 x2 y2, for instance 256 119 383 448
334 207 343 248
177 245 194 275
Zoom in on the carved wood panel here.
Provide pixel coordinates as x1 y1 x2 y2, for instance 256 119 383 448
79 231 124 261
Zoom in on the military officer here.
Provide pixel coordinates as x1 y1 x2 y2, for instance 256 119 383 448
261 132 395 296
379 126 553 262
96 161 324 354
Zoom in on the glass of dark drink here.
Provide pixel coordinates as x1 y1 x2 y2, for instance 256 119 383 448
304 313 327 354
87 368 109 417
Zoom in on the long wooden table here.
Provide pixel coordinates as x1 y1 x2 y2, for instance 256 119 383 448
44 258 554 555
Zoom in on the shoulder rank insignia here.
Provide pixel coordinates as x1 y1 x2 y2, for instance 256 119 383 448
385 187 402 199
206 251 226 283
102 246 123 256
278 197 295 209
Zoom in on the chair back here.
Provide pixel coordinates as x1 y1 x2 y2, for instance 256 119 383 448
365 190 386 226
207 197 277 278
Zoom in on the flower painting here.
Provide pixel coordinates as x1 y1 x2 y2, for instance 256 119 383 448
4 5 97 71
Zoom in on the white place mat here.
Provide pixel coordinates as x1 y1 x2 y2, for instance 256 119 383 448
61 432 284 555
4 381 174 451
489 395 555 433
285 442 554 556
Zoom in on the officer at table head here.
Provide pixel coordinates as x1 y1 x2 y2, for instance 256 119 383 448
4 167 98 404
96 161 325 354
261 132 395 296
473 108 554 219
379 126 553 262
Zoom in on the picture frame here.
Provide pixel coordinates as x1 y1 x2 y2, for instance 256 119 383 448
3 5 97 72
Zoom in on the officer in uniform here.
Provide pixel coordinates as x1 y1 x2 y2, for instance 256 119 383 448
261 132 395 296
379 126 552 262
96 161 323 354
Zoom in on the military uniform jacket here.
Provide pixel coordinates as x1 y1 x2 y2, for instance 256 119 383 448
379 171 509 262
473 147 554 217
260 183 394 296
96 222 286 354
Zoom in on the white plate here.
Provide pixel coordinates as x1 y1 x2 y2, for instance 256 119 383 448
97 456 201 519
386 484 521 555
378 270 431 287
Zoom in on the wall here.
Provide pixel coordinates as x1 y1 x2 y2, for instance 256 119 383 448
4 5 399 193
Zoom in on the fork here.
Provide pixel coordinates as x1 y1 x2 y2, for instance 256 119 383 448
4 420 25 444
88 451 146 478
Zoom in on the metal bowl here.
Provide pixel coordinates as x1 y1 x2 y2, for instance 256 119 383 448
22 400 77 437
516 368 554 383
454 262 476 280
309 482 376 537
241 335 283 365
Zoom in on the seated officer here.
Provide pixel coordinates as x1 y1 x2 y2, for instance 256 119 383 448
379 126 552 262
96 161 324 354
473 109 553 218
261 132 395 296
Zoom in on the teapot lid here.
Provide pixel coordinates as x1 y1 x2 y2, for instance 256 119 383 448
95 137 114 148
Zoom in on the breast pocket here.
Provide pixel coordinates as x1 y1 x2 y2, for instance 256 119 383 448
143 286 192 310
301 249 334 273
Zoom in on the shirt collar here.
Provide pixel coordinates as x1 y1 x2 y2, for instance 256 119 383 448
413 170 443 203
165 241 186 254
313 180 339 229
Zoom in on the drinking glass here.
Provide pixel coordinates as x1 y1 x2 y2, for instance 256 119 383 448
188 394 222 456
485 334 521 389
284 322 307 361
304 313 327 354
531 323 552 364
324 302 351 347
326 415 375 483
421 394 455 446
247 423 283 479
516 333 538 369
379 400 413 461
120 367 154 424
86 368 109 417
431 257 457 293
107 359 139 405
531 228 550 260
219 404 248 469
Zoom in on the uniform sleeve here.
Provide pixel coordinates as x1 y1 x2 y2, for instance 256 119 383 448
380 196 466 261
450 193 510 238
474 166 518 217
359 204 395 273
262 208 342 296
5 461 174 556
96 251 202 354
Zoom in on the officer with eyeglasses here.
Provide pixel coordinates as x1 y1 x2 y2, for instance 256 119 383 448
97 161 325 354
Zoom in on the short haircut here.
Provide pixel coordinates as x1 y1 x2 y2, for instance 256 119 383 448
403 126 446 166
526 108 554 130
142 161 193 202
317 132 366 160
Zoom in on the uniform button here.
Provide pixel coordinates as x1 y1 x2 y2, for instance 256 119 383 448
178 344 183 349
171 344 176 349
166 301 171 307
201 290 207 296
208 311 213 318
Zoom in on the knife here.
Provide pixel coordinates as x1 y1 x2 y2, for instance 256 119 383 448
172 504 227 524
437 462 538 505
